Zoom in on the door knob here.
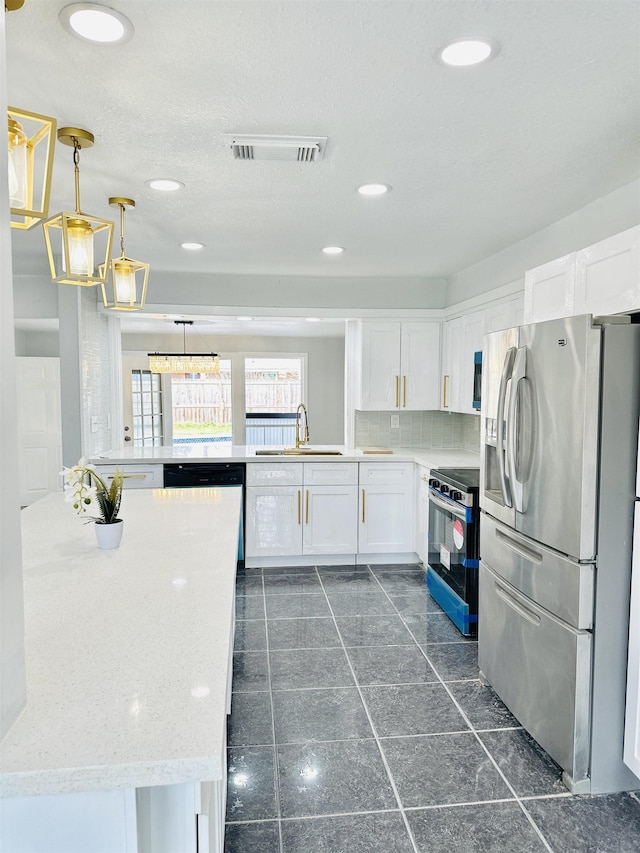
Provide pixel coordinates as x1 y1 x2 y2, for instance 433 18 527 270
124 435 132 442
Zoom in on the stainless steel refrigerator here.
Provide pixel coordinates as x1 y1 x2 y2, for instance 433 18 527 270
479 313 640 794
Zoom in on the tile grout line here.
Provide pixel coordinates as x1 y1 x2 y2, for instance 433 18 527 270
315 564 422 853
368 569 555 853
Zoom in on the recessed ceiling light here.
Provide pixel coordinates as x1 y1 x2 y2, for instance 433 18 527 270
322 246 344 255
146 178 184 192
236 316 252 321
357 183 391 196
59 3 134 45
181 242 205 250
305 317 321 323
438 38 499 67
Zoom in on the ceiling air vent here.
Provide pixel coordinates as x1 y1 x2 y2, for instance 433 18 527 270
224 134 327 162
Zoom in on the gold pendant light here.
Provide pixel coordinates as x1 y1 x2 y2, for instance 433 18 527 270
42 127 114 286
8 107 57 230
149 321 220 374
99 197 149 310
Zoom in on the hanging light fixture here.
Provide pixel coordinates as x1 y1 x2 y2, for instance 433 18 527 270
148 321 220 374
99 197 149 311
42 127 114 286
8 106 57 230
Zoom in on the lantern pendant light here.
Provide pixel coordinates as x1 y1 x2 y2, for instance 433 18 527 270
8 107 57 230
99 197 149 311
42 127 114 286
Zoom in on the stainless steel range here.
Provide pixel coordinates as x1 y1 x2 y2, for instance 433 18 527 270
426 467 480 637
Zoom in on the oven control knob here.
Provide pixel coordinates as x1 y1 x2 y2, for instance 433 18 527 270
428 478 439 488
451 490 463 501
440 484 449 494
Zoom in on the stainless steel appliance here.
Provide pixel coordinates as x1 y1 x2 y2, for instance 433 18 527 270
479 313 640 794
426 468 480 636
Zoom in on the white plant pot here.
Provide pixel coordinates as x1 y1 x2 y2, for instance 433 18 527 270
95 519 124 550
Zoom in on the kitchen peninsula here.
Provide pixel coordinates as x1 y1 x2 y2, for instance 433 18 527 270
0 487 242 853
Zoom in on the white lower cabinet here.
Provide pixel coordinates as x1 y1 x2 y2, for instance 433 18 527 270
358 462 414 554
246 461 416 562
415 464 430 565
245 463 358 559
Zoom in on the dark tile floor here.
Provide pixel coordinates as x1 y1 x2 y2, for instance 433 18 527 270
225 564 640 852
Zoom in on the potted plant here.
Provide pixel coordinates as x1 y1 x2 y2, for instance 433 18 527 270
61 458 125 549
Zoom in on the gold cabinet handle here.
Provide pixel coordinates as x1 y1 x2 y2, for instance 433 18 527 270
305 489 309 524
443 374 449 409
297 489 301 525
361 488 366 523
395 375 399 408
403 375 407 408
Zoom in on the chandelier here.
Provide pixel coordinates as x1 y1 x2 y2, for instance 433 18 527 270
148 321 219 374
100 197 149 311
42 127 114 286
8 106 57 230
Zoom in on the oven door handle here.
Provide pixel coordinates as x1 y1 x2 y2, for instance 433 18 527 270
428 489 468 522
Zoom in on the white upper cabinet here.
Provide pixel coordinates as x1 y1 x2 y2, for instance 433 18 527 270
485 294 524 333
574 226 640 317
355 321 441 411
523 252 577 324
441 310 485 415
523 225 640 325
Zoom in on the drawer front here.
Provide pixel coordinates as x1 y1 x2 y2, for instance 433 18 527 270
93 464 163 490
479 561 591 783
359 461 414 485
481 514 594 629
304 462 358 486
247 462 303 487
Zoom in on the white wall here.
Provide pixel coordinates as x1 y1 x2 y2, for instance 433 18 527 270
447 180 640 306
0 7 26 739
122 331 345 445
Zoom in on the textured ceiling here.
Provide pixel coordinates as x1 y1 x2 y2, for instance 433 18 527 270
6 0 640 289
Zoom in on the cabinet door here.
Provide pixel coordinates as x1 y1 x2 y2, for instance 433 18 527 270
460 311 486 415
624 503 640 778
400 322 441 410
359 483 414 553
245 486 302 557
441 316 463 412
485 294 524 333
575 226 640 316
523 252 576 324
303 485 358 554
359 322 401 410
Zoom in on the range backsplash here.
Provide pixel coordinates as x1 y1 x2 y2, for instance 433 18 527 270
355 410 480 452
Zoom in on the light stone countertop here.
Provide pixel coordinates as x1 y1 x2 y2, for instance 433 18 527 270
93 445 480 468
0 487 242 798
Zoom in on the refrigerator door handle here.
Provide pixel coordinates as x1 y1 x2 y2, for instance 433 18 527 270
506 346 527 513
496 347 517 508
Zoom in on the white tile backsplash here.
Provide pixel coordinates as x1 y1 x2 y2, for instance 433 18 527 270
356 410 480 452
80 289 113 457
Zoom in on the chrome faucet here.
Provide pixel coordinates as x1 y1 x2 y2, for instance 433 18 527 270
295 403 310 449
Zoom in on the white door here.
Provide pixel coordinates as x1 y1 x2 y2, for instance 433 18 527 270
122 355 169 447
16 357 62 506
303 485 358 554
441 316 463 412
400 322 441 411
359 322 401 410
415 465 430 565
624 502 640 777
245 486 302 557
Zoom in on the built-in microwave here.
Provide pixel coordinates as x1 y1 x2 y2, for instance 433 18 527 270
472 351 482 410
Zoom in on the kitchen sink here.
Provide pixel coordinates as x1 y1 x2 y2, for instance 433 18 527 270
254 449 343 456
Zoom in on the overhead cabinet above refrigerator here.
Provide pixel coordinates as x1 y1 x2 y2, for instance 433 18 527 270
479 313 640 795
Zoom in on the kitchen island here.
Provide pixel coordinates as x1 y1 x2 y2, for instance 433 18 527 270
0 486 242 853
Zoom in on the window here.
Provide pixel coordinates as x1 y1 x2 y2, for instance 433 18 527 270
171 360 232 444
244 357 304 446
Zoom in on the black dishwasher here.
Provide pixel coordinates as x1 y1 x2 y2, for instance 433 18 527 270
163 463 246 567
